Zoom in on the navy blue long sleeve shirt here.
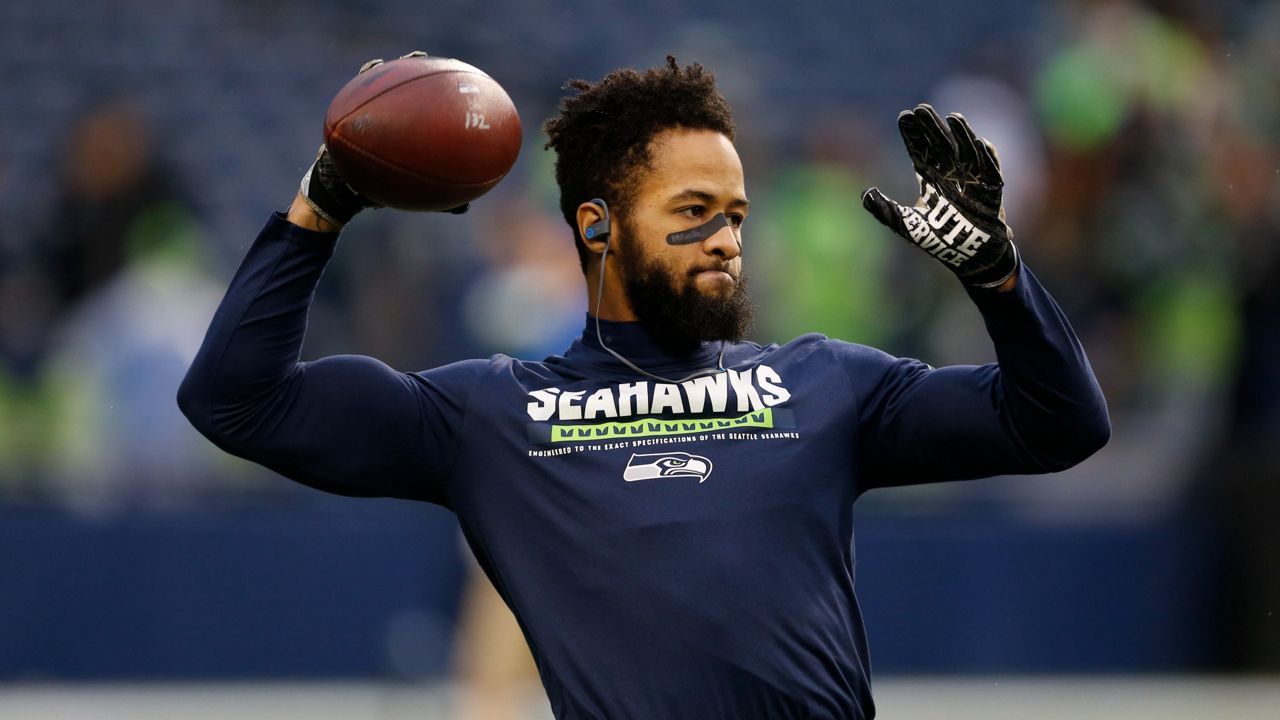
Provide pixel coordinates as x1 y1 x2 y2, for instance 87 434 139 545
178 212 1110 719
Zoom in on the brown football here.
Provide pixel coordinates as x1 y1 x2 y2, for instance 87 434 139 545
323 55 522 211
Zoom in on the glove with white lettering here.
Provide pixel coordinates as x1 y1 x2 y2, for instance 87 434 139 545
862 104 1018 288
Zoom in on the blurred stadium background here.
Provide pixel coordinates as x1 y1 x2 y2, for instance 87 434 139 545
1 0 1278 717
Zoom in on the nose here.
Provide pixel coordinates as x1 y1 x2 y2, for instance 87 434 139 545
703 223 741 261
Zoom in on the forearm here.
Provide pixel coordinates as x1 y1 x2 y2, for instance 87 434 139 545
966 264 1110 469
857 265 1108 488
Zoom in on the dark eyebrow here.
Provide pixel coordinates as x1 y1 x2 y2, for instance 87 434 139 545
669 188 751 209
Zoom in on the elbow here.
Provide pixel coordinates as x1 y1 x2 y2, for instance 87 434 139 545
176 364 221 443
1033 401 1112 472
1072 367 1114 462
1073 382 1113 460
1072 404 1112 461
177 359 290 460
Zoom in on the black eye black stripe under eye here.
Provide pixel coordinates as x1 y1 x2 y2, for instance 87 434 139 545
667 213 730 245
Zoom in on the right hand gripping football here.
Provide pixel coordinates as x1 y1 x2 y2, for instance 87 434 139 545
299 143 382 228
862 104 1019 288
299 51 468 228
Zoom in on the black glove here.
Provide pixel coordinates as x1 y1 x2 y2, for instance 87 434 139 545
298 52 468 227
862 104 1018 288
299 143 380 228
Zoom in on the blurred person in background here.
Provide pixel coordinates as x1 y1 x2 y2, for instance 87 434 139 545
1030 0 1280 666
38 96 193 318
993 0 1242 519
1203 0 1280 669
38 203 230 512
0 134 50 497
3 94 234 509
0 132 44 494
461 194 585 360
754 113 903 352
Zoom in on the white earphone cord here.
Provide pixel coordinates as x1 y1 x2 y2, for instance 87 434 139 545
594 239 726 384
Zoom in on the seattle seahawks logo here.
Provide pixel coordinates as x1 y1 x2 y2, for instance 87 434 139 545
623 452 713 484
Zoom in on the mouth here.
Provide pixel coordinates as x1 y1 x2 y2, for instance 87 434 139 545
691 264 736 280
690 268 737 297
695 269 735 282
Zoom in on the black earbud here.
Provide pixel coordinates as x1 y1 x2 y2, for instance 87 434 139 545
584 198 611 245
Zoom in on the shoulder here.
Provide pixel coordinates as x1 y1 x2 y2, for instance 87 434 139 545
731 333 901 367
742 334 931 392
409 354 582 393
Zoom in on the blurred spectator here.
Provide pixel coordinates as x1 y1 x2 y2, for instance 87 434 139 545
752 112 900 350
0 94 241 509
960 0 1241 521
38 95 192 318
0 129 58 381
1208 0 1280 670
38 204 232 513
0 135 57 496
461 192 585 359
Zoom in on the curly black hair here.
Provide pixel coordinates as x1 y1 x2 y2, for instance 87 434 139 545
543 55 736 272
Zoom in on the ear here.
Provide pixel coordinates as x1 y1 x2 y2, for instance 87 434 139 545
576 200 611 255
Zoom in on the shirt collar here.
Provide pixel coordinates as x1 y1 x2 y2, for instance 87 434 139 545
568 315 723 370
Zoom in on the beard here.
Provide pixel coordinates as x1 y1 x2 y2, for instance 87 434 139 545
615 222 754 355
